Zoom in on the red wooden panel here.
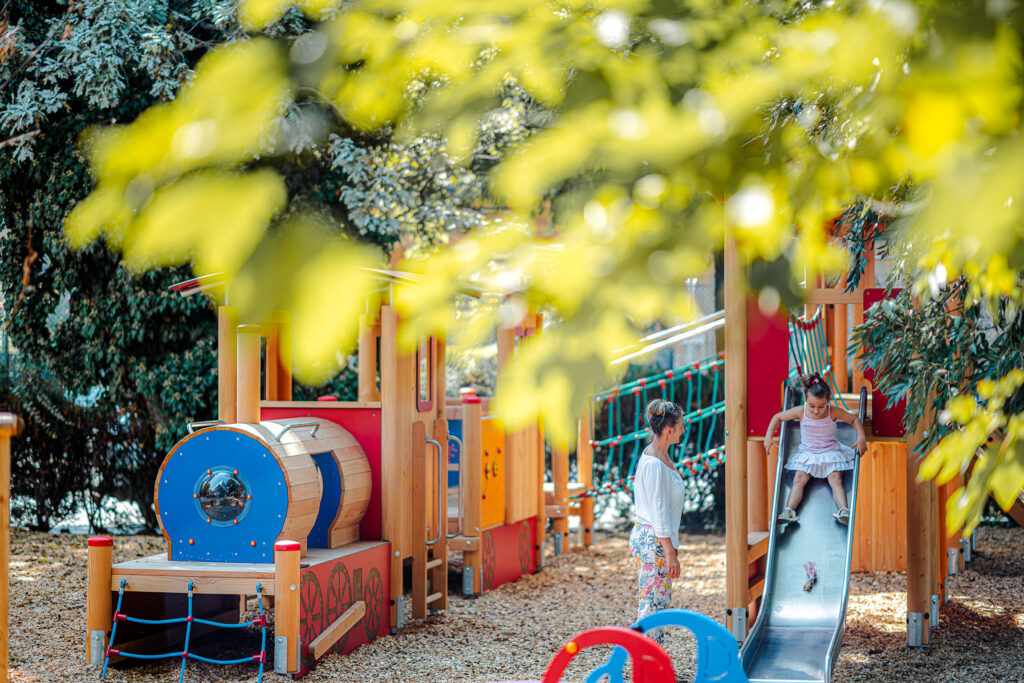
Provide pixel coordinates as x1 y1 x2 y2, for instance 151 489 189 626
863 289 907 437
261 406 383 541
482 518 537 592
746 297 790 436
295 542 391 678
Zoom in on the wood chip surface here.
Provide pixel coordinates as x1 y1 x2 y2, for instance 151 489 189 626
6 526 1022 682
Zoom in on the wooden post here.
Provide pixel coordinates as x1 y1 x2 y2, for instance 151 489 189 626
724 237 749 640
265 319 279 401
551 445 569 554
236 325 262 424
274 540 301 673
379 305 410 629
86 536 113 666
276 309 292 401
832 277 849 394
906 409 935 646
358 313 381 402
1 414 23 678
411 420 428 619
577 409 595 547
851 252 874 393
747 440 768 534
461 394 483 593
218 306 237 423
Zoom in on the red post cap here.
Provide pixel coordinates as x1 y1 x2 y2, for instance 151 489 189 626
274 540 302 552
462 395 482 405
88 536 113 547
317 395 338 402
459 387 478 397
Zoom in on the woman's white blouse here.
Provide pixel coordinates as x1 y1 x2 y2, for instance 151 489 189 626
633 454 686 549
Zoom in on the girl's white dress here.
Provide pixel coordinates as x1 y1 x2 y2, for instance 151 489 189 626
784 404 856 478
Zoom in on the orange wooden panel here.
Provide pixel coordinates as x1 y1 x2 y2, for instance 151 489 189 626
881 446 898 571
895 443 908 572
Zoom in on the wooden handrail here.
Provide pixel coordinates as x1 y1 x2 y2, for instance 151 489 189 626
1 413 24 683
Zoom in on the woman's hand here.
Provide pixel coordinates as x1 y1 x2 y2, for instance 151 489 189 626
666 553 681 580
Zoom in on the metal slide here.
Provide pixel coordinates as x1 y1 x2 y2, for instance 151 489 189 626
740 386 867 683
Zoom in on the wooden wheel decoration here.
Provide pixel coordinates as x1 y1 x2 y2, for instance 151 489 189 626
325 563 353 654
518 521 531 574
299 572 324 662
363 568 384 640
482 531 496 589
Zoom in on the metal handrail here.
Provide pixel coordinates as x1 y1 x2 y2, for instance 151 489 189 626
446 435 464 539
425 438 445 547
187 420 225 434
274 421 320 441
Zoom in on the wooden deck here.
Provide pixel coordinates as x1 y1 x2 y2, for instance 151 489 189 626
111 542 387 594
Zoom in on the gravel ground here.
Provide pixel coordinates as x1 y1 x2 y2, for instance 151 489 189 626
7 525 1023 682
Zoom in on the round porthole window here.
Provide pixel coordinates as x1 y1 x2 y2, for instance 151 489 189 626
194 467 251 525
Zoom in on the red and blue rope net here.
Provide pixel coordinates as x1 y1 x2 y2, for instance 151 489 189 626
578 354 725 500
102 579 268 683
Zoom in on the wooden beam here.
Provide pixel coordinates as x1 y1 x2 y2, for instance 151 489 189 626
275 309 292 401
236 325 261 424
551 446 570 543
380 305 409 627
85 536 112 665
747 531 770 564
411 420 428 620
217 306 237 423
448 536 480 552
430 415 449 612
577 407 594 490
307 601 365 661
725 237 749 637
358 313 381 402
265 317 279 401
0 414 21 676
805 289 864 305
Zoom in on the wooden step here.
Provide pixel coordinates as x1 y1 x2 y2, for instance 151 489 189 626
425 591 443 605
426 558 443 570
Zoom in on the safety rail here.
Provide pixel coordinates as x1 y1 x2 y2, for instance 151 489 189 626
102 579 268 683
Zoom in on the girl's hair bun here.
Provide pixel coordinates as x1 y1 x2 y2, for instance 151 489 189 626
800 372 831 400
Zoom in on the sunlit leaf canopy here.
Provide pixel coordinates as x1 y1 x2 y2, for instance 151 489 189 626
68 0 1024 519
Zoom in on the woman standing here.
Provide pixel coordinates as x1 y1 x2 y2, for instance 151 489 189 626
629 399 686 644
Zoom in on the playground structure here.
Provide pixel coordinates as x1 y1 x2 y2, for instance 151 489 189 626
722 234 978 662
85 274 577 679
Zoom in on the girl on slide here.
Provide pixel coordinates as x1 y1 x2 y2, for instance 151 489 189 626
764 373 867 527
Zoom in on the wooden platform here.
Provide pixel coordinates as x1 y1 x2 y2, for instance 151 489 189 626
111 542 387 595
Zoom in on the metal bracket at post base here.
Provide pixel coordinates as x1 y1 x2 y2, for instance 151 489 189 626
536 541 545 570
554 533 564 557
931 594 940 625
727 607 747 643
907 612 930 647
274 636 294 674
462 567 475 597
393 595 405 632
89 630 106 666
948 548 959 575
963 536 972 563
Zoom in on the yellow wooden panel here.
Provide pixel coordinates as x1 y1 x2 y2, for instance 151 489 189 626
481 418 506 528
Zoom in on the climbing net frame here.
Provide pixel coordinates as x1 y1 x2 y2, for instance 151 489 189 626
579 354 726 500
102 579 268 683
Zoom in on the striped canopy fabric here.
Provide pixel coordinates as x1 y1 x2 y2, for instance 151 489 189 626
788 307 851 411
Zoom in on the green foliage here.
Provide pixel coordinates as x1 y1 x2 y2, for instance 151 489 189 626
62 1 1024 514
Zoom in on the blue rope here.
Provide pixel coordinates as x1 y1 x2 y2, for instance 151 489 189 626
100 580 127 679
178 582 194 683
101 581 268 681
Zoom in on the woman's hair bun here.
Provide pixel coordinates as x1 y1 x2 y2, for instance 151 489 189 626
645 399 682 437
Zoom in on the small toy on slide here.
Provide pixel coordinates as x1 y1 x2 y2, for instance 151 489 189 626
803 561 817 592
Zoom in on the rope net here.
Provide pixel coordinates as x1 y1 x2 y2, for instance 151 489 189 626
102 580 268 682
788 307 851 410
578 353 725 500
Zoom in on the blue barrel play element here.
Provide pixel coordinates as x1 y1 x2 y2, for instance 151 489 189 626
156 429 293 562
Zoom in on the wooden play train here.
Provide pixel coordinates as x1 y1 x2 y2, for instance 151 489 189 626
86 280 592 678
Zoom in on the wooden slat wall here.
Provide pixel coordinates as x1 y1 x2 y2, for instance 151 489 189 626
759 438 910 573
